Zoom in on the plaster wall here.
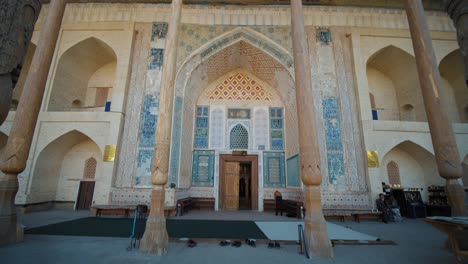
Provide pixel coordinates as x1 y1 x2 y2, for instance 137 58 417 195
55 139 102 203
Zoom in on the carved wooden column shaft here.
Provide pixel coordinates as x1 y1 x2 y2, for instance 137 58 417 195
0 0 66 246
140 0 182 255
404 0 466 216
290 0 333 258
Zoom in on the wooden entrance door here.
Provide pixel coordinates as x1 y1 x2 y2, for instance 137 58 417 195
76 181 95 210
219 155 258 210
224 162 240 210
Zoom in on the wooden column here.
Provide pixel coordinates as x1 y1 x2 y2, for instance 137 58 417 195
139 0 182 255
404 0 466 216
290 0 333 258
0 0 66 246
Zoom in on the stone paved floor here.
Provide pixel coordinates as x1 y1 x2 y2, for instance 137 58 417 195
0 210 466 264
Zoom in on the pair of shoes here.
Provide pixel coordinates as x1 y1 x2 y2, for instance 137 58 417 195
219 241 229 246
268 242 274 248
187 239 197 248
245 239 256 247
274 241 280 248
231 241 242 247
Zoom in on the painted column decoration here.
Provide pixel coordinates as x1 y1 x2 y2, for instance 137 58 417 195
404 0 466 216
140 0 182 255
0 0 66 246
290 0 333 257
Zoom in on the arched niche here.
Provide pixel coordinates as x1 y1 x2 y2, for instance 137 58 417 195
367 45 426 122
27 130 102 208
176 28 297 187
439 49 468 123
381 140 443 201
48 37 117 111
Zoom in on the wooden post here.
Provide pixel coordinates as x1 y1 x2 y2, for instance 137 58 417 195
0 0 67 246
139 0 182 255
404 0 466 216
290 0 333 258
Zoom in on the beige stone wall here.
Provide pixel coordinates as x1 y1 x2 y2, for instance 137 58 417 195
1 3 466 210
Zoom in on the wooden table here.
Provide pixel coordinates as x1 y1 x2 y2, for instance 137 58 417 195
423 218 468 263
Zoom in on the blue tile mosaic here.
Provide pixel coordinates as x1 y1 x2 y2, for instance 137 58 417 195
135 149 153 186
169 97 183 186
139 95 159 148
148 48 164 70
322 98 345 184
151 22 168 41
317 27 332 45
270 107 284 151
263 151 286 188
286 154 301 187
194 106 209 149
191 150 215 187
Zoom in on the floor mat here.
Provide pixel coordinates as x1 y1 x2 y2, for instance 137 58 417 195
25 217 268 239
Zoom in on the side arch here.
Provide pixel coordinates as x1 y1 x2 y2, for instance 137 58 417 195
48 37 117 111
26 130 102 206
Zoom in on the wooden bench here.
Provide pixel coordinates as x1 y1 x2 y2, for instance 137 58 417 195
93 205 136 218
177 198 198 216
263 199 303 219
353 212 383 222
93 204 176 218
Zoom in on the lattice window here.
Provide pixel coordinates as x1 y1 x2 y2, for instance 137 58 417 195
269 107 284 150
230 124 248 150
83 157 97 179
387 161 401 185
194 106 209 149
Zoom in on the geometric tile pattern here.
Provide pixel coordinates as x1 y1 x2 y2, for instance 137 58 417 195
151 22 168 41
191 150 215 187
322 98 345 184
269 107 284 151
263 151 286 188
177 24 292 69
206 72 272 101
253 108 269 150
83 157 97 179
209 107 225 149
139 95 159 148
194 106 209 149
169 96 183 186
135 149 153 187
316 27 332 46
239 41 284 85
148 48 164 70
286 154 301 187
229 124 249 150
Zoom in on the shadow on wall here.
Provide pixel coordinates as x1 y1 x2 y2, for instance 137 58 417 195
48 37 117 112
366 45 424 122
381 140 444 202
26 129 102 208
439 49 468 123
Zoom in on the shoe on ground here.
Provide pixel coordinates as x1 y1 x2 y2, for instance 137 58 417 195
187 239 197 248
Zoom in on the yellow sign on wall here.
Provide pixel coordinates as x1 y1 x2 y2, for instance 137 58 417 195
367 150 379 168
103 145 117 162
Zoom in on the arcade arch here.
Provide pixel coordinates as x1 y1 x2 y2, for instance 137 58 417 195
48 37 117 111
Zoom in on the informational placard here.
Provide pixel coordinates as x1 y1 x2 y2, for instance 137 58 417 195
367 150 379 168
103 145 117 162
